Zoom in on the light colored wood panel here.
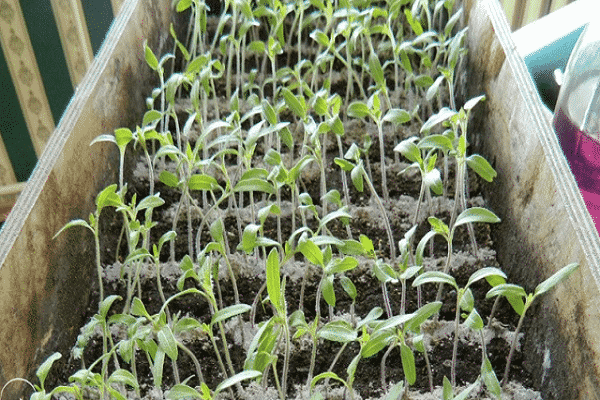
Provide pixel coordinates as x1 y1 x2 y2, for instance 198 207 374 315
523 0 544 26
467 0 600 397
0 0 55 156
0 129 18 221
500 0 516 29
551 0 570 12
111 0 124 16
50 0 94 87
0 130 17 187
0 182 25 221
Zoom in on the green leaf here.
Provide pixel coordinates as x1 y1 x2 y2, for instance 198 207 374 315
234 178 275 194
376 313 417 332
153 349 165 387
445 7 463 36
175 0 192 12
144 41 158 70
399 49 412 74
158 326 178 360
264 149 282 166
467 267 507 289
282 88 306 120
53 219 92 239
211 304 252 326
362 330 394 358
238 224 260 254
481 355 501 398
486 283 527 301
327 256 358 274
393 137 421 163
310 29 330 48
154 144 181 161
320 208 353 230
399 265 423 281
241 168 269 181
347 101 371 119
322 274 336 307
137 194 164 212
404 8 423 35
414 74 434 88
463 308 484 330
424 168 443 194
412 271 457 289
36 352 62 388
356 307 384 330
405 301 442 333
311 372 345 390
215 370 262 395
318 320 357 343
334 157 354 172
131 297 151 319
385 382 404 400
166 383 203 399
455 378 481 400
247 40 266 54
535 262 579 297
99 295 122 319
298 239 324 266
142 109 162 127
383 108 411 125
442 376 453 400
96 184 120 210
400 343 416 385
426 75 445 101
454 207 500 229
351 164 364 192
188 174 219 191
464 94 486 111
108 369 139 390
340 276 357 300
374 260 398 283
174 317 202 334
421 107 457 134
338 239 365 256
90 133 117 147
459 288 474 312
418 134 453 152
368 52 385 86
358 234 375 258
266 248 281 311
466 154 497 182
428 216 449 236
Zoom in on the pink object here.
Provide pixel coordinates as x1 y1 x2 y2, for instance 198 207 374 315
553 22 600 230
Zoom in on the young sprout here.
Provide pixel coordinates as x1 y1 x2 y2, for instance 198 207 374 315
54 184 121 302
348 92 412 203
413 267 506 388
486 262 579 387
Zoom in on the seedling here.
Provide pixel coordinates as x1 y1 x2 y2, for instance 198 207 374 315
486 262 579 386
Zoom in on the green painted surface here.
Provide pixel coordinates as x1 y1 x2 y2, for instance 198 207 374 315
19 0 72 124
0 45 37 182
81 0 114 55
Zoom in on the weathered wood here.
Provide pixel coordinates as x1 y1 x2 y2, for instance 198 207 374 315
50 0 94 87
466 0 600 398
0 0 179 397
